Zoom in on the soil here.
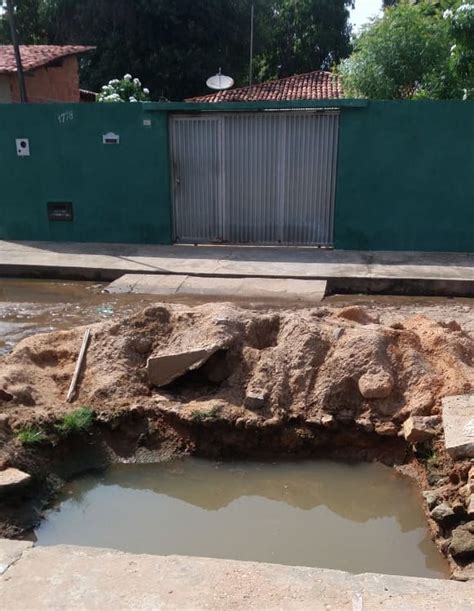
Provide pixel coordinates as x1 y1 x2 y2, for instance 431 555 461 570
0 301 474 579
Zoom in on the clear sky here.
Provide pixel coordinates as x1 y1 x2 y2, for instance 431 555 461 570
350 0 383 30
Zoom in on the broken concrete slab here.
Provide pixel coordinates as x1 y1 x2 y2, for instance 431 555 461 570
146 345 222 387
2 543 474 610
0 468 31 496
442 395 474 459
0 539 32 575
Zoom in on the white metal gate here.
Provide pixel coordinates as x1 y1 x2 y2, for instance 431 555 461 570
170 111 339 246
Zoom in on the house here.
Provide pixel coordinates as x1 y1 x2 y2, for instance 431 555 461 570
0 45 95 103
186 70 343 103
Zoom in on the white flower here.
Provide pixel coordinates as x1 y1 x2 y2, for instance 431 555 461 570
101 85 110 91
123 73 132 81
143 88 150 95
443 8 453 19
133 77 141 87
129 96 138 102
457 4 474 13
463 89 468 100
450 44 457 54
108 79 120 86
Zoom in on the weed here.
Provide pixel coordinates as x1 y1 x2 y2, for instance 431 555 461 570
190 405 220 423
55 407 94 436
16 426 46 445
416 443 439 469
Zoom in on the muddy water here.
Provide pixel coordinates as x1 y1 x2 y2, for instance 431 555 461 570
0 279 158 356
35 458 449 579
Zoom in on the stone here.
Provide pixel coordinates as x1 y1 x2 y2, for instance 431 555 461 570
0 468 31 496
134 337 152 355
356 417 374 433
442 395 474 459
0 413 9 431
449 522 474 561
430 501 456 525
422 490 441 510
467 495 474 518
146 344 223 387
374 421 399 436
244 390 266 410
321 414 335 427
402 416 438 443
358 370 394 400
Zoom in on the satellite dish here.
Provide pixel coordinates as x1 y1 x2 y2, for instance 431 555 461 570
206 68 234 91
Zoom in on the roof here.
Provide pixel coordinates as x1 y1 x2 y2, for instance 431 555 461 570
186 71 343 103
0 45 95 74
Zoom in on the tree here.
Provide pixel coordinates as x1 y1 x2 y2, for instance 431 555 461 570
339 0 473 99
1 0 354 100
255 0 354 80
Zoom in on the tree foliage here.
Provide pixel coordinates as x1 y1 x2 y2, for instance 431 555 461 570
339 0 474 99
1 0 353 100
254 0 354 81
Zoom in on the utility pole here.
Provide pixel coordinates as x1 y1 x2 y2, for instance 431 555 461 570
5 0 28 102
249 2 254 86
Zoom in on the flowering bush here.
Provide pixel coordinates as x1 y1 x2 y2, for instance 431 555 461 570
97 74 150 103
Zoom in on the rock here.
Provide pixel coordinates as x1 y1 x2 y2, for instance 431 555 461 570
358 370 394 400
321 414 335 428
467 495 474 518
452 563 474 582
422 490 441 510
0 389 13 402
449 522 474 561
0 468 31 496
244 390 267 410
430 501 456 525
374 421 399 436
356 417 374 433
134 338 152 355
146 344 223 387
444 320 462 332
402 416 438 443
0 414 9 431
442 395 474 459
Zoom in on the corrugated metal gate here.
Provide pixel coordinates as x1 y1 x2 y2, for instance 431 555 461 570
170 111 339 246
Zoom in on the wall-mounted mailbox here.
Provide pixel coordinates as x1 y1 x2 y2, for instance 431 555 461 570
16 138 30 156
48 202 73 221
102 132 120 144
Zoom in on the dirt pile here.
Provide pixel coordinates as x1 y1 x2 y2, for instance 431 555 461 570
0 303 472 430
1 302 474 576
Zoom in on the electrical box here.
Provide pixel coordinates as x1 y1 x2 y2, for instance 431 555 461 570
48 202 73 221
16 138 30 157
102 132 120 145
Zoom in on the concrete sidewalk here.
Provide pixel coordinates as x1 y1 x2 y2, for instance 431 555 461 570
1 539 473 610
1 240 474 295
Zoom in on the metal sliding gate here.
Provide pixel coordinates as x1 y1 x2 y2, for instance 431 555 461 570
170 111 339 246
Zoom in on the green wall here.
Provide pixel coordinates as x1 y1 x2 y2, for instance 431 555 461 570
1 100 473 252
335 100 474 252
0 104 172 244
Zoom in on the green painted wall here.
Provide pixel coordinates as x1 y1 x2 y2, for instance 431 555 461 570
0 104 172 244
335 100 474 252
1 100 473 252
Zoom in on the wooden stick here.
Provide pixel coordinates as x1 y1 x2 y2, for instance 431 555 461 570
66 328 91 403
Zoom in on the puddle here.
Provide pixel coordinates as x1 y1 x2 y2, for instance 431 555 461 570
34 458 449 579
0 279 158 356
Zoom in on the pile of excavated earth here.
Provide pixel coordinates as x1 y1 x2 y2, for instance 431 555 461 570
0 302 474 579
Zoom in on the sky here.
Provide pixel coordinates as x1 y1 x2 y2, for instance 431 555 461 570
350 0 383 31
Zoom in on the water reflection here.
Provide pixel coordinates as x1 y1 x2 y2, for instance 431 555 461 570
35 459 449 579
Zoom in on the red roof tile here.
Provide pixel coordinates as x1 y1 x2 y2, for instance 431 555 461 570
0 45 95 74
186 71 343 103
